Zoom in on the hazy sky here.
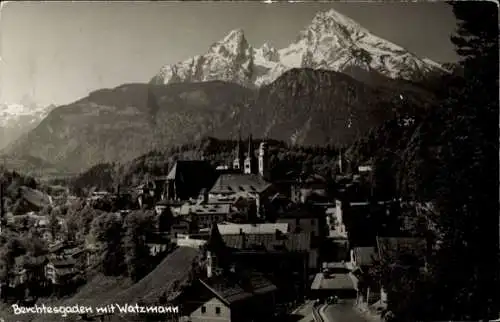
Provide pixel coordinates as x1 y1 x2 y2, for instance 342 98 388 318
0 1 459 107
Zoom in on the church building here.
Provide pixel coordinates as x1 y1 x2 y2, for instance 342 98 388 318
232 134 269 179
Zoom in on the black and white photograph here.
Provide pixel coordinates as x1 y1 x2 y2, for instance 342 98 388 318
0 1 497 321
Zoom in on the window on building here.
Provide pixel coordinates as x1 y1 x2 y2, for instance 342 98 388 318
201 306 206 314
216 307 221 315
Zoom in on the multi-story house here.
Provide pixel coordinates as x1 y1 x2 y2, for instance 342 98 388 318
290 173 329 204
179 203 233 228
181 224 277 322
276 204 325 242
45 258 77 285
9 256 27 288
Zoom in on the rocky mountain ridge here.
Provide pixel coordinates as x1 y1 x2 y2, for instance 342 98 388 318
151 9 448 87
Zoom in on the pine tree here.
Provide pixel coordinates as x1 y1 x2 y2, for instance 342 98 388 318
122 210 155 281
375 2 499 321
91 213 125 276
422 2 499 320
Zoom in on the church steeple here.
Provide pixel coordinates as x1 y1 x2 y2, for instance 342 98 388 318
258 139 268 179
247 134 253 158
338 148 343 174
233 130 244 171
206 223 230 278
206 223 226 253
244 134 256 174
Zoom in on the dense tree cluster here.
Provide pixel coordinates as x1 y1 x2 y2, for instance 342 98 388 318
0 230 49 301
67 137 343 195
90 210 157 282
350 2 499 321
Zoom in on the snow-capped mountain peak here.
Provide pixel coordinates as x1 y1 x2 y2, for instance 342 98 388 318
153 28 255 86
0 102 53 126
209 28 251 57
255 42 280 62
151 8 448 87
0 102 56 149
309 8 369 35
221 28 246 44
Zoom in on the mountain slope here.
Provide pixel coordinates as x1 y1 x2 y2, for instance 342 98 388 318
243 68 433 146
5 82 254 172
151 8 447 87
0 154 68 178
5 69 435 173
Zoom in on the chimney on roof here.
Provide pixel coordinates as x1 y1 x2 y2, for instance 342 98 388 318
239 228 243 235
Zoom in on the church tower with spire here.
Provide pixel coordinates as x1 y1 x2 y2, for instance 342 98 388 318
233 131 244 171
337 148 343 174
258 139 269 179
244 134 256 174
205 223 230 278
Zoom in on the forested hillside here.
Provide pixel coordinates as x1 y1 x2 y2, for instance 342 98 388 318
66 137 342 195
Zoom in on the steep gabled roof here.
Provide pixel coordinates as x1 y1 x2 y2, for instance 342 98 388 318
179 203 232 216
206 223 227 253
166 160 218 200
199 271 277 307
166 163 178 180
222 232 311 252
104 246 201 306
210 174 271 195
217 223 289 235
167 160 216 181
20 186 51 208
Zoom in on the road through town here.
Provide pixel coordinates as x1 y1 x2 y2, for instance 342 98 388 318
320 299 370 322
